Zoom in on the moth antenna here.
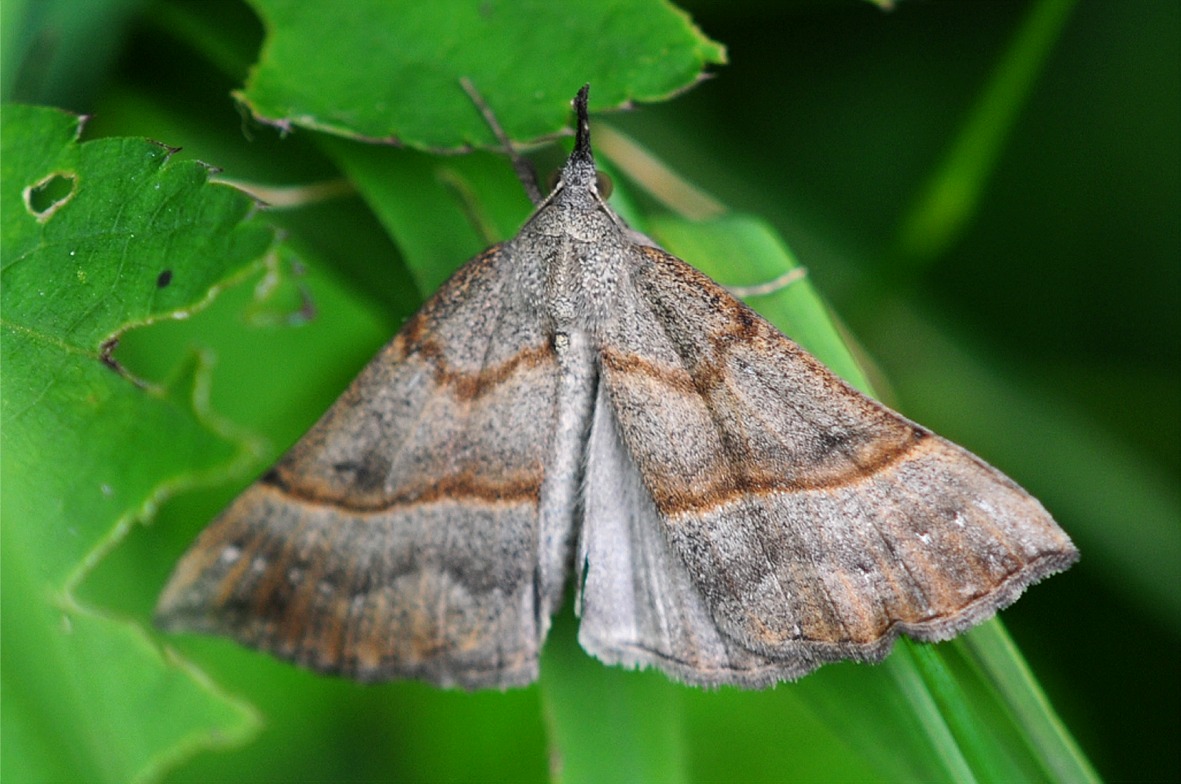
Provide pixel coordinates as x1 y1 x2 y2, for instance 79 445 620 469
572 84 593 163
460 76 544 204
727 266 809 299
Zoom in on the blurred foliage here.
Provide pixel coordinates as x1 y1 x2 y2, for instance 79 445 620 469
3 0 1177 782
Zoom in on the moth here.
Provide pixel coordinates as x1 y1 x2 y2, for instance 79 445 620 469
157 86 1078 689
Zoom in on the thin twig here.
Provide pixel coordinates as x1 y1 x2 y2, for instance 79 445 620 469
460 77 543 204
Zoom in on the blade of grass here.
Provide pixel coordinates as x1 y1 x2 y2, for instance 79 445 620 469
910 638 1037 782
965 623 1101 783
540 611 688 784
894 0 1078 266
886 643 978 784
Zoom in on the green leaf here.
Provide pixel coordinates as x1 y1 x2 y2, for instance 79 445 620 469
0 104 274 783
319 139 532 293
238 0 725 149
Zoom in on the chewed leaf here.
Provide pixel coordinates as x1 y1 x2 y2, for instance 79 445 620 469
1 106 274 349
0 104 274 782
239 0 725 149
24 171 79 220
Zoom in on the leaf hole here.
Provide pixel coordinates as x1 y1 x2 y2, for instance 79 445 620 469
24 172 78 222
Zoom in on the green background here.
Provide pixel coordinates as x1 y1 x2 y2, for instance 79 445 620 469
3 0 1177 782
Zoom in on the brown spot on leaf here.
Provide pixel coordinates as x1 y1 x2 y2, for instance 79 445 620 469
100 338 121 370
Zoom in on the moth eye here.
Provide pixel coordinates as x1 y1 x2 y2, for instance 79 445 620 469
595 171 613 198
546 169 561 191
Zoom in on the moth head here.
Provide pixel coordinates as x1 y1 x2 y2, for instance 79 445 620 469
555 83 599 194
546 168 612 199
